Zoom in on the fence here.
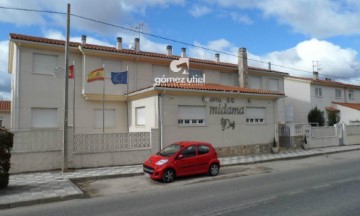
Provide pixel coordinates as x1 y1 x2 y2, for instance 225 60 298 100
303 125 339 149
343 125 360 145
10 129 158 173
278 123 307 148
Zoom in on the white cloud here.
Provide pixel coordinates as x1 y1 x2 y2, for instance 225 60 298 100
189 5 212 17
230 12 253 25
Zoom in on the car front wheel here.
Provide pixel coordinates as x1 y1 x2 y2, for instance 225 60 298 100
209 163 219 176
162 169 175 183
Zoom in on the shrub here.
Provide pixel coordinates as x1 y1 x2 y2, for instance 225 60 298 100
327 111 339 126
0 128 13 189
307 107 325 126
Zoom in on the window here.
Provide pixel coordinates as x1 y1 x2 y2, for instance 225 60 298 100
198 145 210 155
180 146 196 158
178 106 206 126
33 53 58 75
135 106 145 126
268 78 279 91
189 69 203 79
248 76 262 89
335 89 342 98
246 107 265 124
31 108 58 128
315 87 322 97
94 109 116 128
220 73 236 86
348 90 354 100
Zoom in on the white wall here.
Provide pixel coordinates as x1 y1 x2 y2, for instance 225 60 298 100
335 105 360 125
0 111 11 129
129 96 158 132
285 79 311 122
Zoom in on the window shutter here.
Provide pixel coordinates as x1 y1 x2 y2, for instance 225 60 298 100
31 108 58 128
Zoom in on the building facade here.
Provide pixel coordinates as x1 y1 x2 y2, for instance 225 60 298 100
0 101 11 129
285 73 360 124
8 33 288 158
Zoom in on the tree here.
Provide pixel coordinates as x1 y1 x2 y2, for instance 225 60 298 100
0 128 13 189
307 107 325 126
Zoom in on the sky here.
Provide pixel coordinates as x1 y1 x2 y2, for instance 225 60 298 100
1 0 360 99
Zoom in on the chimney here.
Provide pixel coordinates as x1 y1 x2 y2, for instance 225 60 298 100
135 38 140 52
313 71 319 80
238 47 248 87
181 48 186 57
116 37 122 50
166 45 172 56
81 35 87 45
215 53 220 62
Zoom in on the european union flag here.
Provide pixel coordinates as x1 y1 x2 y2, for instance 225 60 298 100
111 71 128 84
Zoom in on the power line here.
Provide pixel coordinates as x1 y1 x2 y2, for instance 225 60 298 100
1 5 360 82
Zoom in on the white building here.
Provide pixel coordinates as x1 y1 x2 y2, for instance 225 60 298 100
0 101 11 129
8 33 289 172
285 73 360 124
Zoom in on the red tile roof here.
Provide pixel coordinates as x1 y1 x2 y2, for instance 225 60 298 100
154 82 285 96
333 102 360 111
325 106 339 112
0 101 10 111
10 33 288 75
288 76 360 89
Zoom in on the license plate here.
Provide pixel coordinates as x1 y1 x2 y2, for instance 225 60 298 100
144 173 150 177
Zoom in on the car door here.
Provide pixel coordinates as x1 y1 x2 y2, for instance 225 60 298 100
197 144 212 173
174 145 198 176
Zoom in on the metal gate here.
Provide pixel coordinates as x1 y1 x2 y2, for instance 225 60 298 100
278 124 291 148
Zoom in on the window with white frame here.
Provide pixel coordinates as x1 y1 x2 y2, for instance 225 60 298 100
268 78 279 91
135 106 146 126
246 107 266 124
94 109 116 128
178 105 206 126
31 108 58 128
33 53 58 75
335 89 342 98
248 76 262 89
348 90 354 100
189 69 203 79
315 87 322 97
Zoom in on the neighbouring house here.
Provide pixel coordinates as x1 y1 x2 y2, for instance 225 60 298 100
285 72 360 124
8 33 288 172
0 101 11 129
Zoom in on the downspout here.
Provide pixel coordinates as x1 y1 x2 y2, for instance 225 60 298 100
271 98 280 153
14 45 20 130
158 93 164 151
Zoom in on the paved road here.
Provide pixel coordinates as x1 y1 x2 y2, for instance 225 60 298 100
2 151 360 216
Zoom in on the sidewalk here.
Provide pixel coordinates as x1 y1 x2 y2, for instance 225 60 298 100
1 145 360 209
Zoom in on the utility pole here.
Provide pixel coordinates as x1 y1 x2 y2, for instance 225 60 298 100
63 3 70 172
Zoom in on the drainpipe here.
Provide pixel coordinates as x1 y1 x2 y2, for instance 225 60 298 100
158 93 164 151
14 45 20 130
271 99 280 153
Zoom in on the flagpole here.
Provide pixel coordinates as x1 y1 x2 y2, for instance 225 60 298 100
102 64 105 134
72 60 75 149
126 66 129 132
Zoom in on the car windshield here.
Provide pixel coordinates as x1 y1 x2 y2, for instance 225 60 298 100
157 144 182 157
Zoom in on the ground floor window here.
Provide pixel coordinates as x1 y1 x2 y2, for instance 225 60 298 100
31 108 58 128
135 106 146 126
246 107 266 124
94 109 116 128
178 105 206 126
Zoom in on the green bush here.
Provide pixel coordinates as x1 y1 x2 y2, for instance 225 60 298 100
0 128 13 189
308 107 325 126
327 111 339 126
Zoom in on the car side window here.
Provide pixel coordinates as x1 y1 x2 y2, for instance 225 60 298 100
180 146 196 158
198 145 210 155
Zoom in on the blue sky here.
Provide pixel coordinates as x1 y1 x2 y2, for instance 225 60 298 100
1 0 360 99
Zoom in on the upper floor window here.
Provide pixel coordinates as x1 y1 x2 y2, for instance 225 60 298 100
348 90 354 100
220 72 237 86
189 69 203 79
248 76 262 89
315 87 322 97
33 53 58 75
335 89 342 98
267 78 279 91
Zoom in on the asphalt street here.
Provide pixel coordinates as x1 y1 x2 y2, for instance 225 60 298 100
1 151 360 216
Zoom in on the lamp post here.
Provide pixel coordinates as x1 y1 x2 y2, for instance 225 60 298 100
62 3 71 172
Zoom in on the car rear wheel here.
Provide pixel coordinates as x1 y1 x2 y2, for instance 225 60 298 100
162 169 175 183
209 163 219 176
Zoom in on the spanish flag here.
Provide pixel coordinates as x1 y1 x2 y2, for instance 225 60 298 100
87 67 105 82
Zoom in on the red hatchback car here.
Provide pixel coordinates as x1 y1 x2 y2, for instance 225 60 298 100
143 141 220 183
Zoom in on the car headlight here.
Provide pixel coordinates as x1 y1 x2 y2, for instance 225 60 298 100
155 159 168 166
